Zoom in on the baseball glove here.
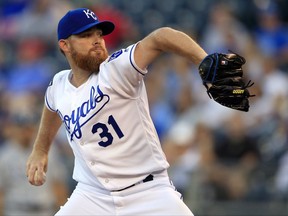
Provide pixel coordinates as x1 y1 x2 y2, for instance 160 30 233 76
199 52 254 112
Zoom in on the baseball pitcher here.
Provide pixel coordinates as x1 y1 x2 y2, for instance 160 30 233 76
26 8 253 215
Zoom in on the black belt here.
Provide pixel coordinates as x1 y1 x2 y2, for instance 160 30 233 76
112 174 154 192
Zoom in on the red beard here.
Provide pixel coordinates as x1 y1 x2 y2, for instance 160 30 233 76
71 47 109 74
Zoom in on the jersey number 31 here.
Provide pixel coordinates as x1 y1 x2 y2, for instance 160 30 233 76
91 115 124 147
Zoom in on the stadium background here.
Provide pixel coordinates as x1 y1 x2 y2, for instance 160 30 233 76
0 0 288 215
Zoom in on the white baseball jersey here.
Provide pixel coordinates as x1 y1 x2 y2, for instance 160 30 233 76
45 43 169 191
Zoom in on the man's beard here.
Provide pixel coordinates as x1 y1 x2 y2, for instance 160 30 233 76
71 47 109 73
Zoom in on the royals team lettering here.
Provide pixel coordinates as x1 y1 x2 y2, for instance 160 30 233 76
61 85 110 140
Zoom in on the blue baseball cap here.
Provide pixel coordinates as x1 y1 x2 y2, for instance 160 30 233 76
57 8 115 40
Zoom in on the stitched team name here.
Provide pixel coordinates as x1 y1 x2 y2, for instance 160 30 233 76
62 85 109 140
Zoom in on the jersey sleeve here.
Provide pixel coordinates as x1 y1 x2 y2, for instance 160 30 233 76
45 78 57 112
45 70 69 112
99 43 148 98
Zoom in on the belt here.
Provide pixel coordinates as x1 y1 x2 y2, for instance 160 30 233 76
112 174 154 192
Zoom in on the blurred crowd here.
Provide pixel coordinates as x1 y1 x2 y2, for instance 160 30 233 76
0 0 288 215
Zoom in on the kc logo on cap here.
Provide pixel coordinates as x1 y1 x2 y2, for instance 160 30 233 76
57 8 115 40
83 9 97 20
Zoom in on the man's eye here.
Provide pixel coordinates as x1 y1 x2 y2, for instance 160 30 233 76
78 32 91 38
81 33 90 37
78 30 102 38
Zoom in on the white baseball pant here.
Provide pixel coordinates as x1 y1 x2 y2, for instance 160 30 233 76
55 174 194 216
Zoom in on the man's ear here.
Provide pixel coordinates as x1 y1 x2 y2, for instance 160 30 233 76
58 39 69 54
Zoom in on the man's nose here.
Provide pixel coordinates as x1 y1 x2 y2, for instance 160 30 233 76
92 33 101 45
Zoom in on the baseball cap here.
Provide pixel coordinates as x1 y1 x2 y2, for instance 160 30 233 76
57 8 115 40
